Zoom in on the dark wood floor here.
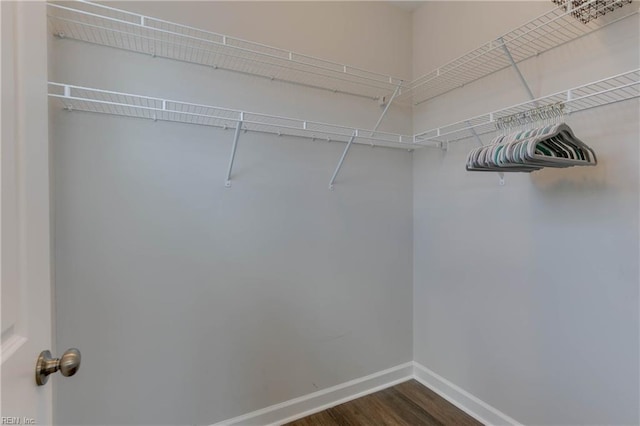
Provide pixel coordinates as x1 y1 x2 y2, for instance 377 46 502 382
284 380 483 426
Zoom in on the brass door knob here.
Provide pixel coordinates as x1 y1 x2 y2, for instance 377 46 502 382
35 348 81 386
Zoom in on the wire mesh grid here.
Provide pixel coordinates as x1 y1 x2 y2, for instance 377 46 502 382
396 0 638 105
552 0 633 24
414 68 640 145
48 83 416 149
47 1 407 101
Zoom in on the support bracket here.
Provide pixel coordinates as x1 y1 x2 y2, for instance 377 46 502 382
328 82 402 189
225 119 243 187
329 131 357 191
498 37 537 105
494 38 540 185
467 121 483 147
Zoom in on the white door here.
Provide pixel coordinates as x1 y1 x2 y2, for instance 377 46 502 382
1 1 55 423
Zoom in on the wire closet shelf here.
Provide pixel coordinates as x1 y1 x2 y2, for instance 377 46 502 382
395 0 638 105
46 1 407 102
48 83 415 149
414 68 640 146
47 0 637 107
50 69 640 148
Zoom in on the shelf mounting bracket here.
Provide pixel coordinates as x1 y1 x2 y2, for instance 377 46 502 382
328 82 402 190
496 37 540 185
329 130 357 190
225 119 243 188
498 37 536 105
467 121 482 147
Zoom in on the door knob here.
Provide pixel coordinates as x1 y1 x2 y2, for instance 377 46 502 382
35 348 81 386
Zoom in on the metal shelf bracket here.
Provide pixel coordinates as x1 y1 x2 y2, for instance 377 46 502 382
498 37 537 105
329 130 357 191
225 117 243 188
496 37 544 185
328 83 402 190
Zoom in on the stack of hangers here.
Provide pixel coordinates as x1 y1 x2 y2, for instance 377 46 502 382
466 122 597 173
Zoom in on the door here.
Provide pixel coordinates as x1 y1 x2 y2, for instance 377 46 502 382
1 1 53 423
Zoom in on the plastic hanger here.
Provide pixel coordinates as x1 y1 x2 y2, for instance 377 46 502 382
466 114 597 173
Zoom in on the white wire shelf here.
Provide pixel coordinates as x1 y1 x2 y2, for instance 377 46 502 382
414 68 640 145
49 69 640 149
48 83 416 149
396 0 639 106
47 1 407 102
48 0 638 108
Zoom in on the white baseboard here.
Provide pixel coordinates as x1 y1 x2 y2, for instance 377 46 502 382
412 362 521 426
211 362 414 426
211 360 522 426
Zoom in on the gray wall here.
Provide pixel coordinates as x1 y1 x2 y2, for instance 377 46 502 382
50 1 640 425
412 3 639 425
50 2 414 425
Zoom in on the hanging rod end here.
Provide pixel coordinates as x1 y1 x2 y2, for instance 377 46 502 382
329 184 334 191
225 180 232 188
